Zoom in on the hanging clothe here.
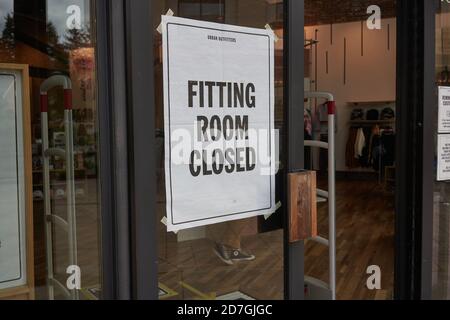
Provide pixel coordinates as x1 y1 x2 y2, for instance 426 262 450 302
359 127 373 167
371 128 395 171
381 130 396 167
346 127 359 168
354 128 366 159
304 109 313 138
367 125 380 166
317 103 329 123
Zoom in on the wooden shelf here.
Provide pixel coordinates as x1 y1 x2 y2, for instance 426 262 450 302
33 180 86 187
32 168 87 174
343 168 377 173
348 101 395 106
349 120 395 125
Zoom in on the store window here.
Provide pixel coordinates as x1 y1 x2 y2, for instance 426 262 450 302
178 0 225 22
0 0 101 300
153 0 285 300
304 0 396 300
433 0 450 300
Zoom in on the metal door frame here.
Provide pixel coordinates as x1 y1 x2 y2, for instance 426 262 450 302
115 0 307 300
96 0 134 300
395 0 436 300
94 0 438 301
284 0 305 300
283 0 436 301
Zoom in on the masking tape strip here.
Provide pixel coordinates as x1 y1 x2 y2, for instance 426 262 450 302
264 201 282 220
161 216 178 234
159 282 179 299
157 9 175 34
265 23 280 43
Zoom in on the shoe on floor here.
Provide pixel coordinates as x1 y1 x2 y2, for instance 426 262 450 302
230 248 256 262
213 243 233 265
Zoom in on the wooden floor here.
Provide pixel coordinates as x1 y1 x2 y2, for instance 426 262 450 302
158 217 285 300
158 178 395 300
306 178 395 300
32 177 394 300
432 187 450 299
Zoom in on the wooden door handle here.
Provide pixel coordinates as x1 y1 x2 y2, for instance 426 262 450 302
288 171 318 243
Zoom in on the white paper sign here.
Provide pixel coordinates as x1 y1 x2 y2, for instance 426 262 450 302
162 16 275 232
438 86 450 133
438 134 450 181
0 71 27 290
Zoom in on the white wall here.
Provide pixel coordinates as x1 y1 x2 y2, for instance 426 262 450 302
305 18 396 171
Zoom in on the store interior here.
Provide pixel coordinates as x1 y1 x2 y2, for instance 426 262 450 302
154 0 396 301
303 0 396 300
0 0 399 301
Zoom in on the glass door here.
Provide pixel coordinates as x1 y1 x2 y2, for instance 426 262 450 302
433 1 450 299
303 0 397 300
0 0 103 300
152 0 286 300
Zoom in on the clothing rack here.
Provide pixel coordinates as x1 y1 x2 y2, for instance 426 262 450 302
346 102 396 183
347 123 395 184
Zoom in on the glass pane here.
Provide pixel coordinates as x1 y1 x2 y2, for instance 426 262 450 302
434 1 450 300
153 0 285 300
0 0 101 300
304 0 396 300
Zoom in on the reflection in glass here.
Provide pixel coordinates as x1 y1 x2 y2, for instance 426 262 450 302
0 0 101 300
154 0 285 301
434 2 450 300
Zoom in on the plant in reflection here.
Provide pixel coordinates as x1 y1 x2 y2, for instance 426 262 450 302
0 13 15 60
46 21 65 61
63 26 91 51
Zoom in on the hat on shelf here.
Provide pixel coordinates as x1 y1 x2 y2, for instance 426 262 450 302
380 107 395 120
351 108 364 121
366 109 380 121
